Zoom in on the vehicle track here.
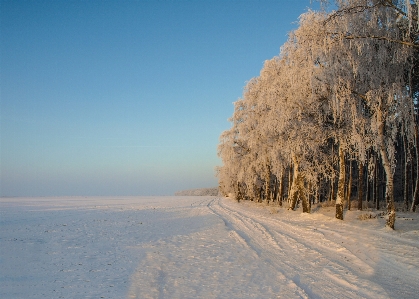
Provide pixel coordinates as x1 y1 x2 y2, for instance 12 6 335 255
207 198 392 299
208 198 316 298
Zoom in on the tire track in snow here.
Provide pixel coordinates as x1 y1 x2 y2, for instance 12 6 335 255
208 198 391 299
222 200 396 298
208 198 312 299
311 218 419 298
262 208 419 298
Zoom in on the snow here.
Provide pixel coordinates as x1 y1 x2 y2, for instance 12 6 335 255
1 196 418 298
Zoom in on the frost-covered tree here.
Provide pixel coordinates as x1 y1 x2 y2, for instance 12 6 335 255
324 0 416 228
218 1 417 229
284 11 366 219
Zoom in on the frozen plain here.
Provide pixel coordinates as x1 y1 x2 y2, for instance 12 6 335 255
1 196 418 299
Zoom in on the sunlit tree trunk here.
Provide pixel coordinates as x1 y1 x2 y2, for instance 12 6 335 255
347 159 353 210
236 182 242 202
300 180 310 213
278 171 284 206
358 161 364 211
366 150 371 205
272 176 277 203
336 145 345 220
330 144 336 202
411 151 415 206
315 184 320 204
411 122 419 211
374 153 379 210
377 109 396 229
403 132 409 211
288 164 293 204
307 181 314 210
288 154 310 213
264 161 272 205
289 156 300 210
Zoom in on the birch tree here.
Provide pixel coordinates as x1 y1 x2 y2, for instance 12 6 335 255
312 2 416 227
218 0 417 229
333 2 415 228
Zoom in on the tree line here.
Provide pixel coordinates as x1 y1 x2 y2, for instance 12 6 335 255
217 0 418 229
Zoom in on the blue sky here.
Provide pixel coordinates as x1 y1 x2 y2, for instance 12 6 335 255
1 0 319 196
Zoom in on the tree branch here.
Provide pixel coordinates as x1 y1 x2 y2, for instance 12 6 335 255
381 0 418 22
325 1 418 24
324 3 381 24
343 34 419 48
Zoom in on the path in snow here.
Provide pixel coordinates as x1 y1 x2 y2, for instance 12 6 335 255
208 198 419 298
1 196 418 298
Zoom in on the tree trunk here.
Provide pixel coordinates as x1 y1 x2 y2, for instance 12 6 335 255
366 150 370 205
289 157 300 210
409 149 416 209
288 164 293 204
272 176 278 203
403 132 409 211
374 153 379 210
347 159 353 210
358 161 364 211
411 122 419 211
236 182 242 202
301 186 310 213
314 178 320 204
330 144 335 202
382 157 396 228
336 145 345 220
279 171 284 206
377 109 396 229
288 154 309 212
315 184 320 204
264 162 271 205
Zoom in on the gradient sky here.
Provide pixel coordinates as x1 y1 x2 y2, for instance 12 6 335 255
1 0 320 196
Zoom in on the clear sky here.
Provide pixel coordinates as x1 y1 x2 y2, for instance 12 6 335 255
1 0 319 196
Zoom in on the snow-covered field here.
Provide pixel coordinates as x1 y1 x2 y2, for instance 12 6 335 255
1 196 418 299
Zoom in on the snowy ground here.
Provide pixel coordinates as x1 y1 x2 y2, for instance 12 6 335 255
1 196 418 299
